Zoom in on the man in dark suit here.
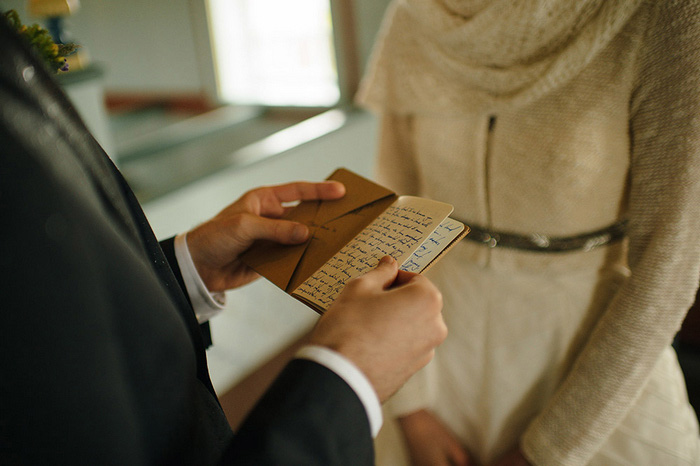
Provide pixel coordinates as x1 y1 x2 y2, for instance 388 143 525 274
0 16 446 465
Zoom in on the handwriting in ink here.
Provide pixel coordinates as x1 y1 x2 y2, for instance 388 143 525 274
294 205 436 309
400 218 463 273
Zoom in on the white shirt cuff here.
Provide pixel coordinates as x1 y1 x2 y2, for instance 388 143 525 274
173 233 226 323
295 345 383 438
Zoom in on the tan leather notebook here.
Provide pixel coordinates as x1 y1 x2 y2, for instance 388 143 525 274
241 168 469 313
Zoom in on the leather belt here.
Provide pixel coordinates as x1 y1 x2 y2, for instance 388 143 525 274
461 219 628 252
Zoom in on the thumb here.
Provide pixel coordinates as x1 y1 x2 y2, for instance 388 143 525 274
361 256 399 290
448 445 470 466
234 214 309 246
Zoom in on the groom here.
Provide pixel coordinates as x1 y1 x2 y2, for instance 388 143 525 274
0 15 446 465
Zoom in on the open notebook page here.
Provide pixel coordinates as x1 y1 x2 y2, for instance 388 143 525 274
292 195 454 311
399 217 465 273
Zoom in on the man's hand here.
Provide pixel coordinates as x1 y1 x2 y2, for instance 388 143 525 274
309 256 447 402
492 448 532 466
186 181 345 292
399 409 470 466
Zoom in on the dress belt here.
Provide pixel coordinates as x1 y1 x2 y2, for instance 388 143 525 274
459 219 628 252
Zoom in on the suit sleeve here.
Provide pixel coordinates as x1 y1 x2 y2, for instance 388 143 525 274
222 359 374 465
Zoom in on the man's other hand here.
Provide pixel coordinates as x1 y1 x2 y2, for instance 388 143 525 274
309 256 447 402
186 181 345 292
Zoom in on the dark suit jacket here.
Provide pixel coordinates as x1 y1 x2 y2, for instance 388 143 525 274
0 17 372 465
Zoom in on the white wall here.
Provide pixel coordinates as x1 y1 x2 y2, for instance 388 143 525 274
71 0 204 93
1 0 392 96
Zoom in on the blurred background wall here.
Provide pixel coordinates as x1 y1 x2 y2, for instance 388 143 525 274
1 0 391 97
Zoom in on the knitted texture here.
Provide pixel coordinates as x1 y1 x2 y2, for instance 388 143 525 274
522 2 700 464
358 0 644 114
361 0 700 464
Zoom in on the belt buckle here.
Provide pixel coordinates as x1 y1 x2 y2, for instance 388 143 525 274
482 233 499 248
529 233 551 249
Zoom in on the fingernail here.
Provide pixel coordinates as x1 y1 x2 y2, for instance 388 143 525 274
326 181 345 195
379 255 395 265
292 224 308 242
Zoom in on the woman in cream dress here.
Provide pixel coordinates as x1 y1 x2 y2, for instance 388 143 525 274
358 0 700 464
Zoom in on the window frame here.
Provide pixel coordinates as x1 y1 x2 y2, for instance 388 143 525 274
192 0 361 111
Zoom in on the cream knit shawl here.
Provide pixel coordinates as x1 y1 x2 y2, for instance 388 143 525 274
358 0 645 115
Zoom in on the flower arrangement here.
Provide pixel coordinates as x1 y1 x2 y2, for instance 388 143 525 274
4 9 78 72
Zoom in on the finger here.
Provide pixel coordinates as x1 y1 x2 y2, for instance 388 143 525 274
243 182 345 218
282 205 297 216
390 274 444 319
232 214 309 246
392 270 418 288
359 255 399 290
448 446 470 466
266 181 345 204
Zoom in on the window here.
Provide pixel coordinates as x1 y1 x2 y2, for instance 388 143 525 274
207 0 339 107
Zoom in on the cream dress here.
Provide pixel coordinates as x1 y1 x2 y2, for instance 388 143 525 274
358 1 700 464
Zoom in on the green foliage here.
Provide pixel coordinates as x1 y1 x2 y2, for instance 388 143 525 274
4 9 78 73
